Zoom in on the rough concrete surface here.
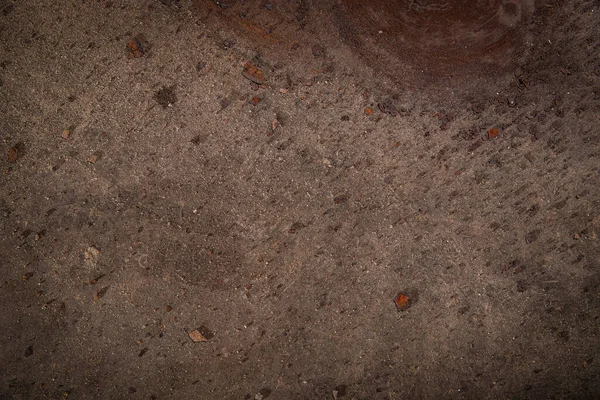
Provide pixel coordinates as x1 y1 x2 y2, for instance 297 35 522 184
1 0 599 399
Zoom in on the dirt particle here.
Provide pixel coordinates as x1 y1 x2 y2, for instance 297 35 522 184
242 62 265 85
218 97 230 113
557 330 570 342
312 45 324 57
217 39 235 50
128 387 137 394
191 134 207 146
165 305 173 312
188 325 214 342
364 107 373 116
333 194 349 204
438 113 453 130
333 385 347 398
289 221 304 234
271 119 280 131
250 96 261 105
138 347 148 357
525 229 541 244
255 388 272 399
7 147 18 163
378 100 398 116
126 38 145 58
488 127 500 139
154 86 177 108
24 345 33 358
94 286 109 302
21 272 34 281
87 151 102 164
394 293 411 311
2 4 14 16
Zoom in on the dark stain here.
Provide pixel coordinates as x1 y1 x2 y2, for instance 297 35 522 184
154 86 177 108
504 2 518 16
525 229 541 244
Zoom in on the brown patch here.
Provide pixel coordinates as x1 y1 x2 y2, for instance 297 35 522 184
7 147 18 163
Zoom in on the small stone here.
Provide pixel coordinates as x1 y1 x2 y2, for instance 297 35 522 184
487 127 500 139
188 330 206 342
87 151 102 164
62 129 71 139
394 292 411 311
255 388 272 400
364 107 373 116
271 119 280 131
250 97 261 106
188 325 214 342
165 305 173 312
242 61 265 84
